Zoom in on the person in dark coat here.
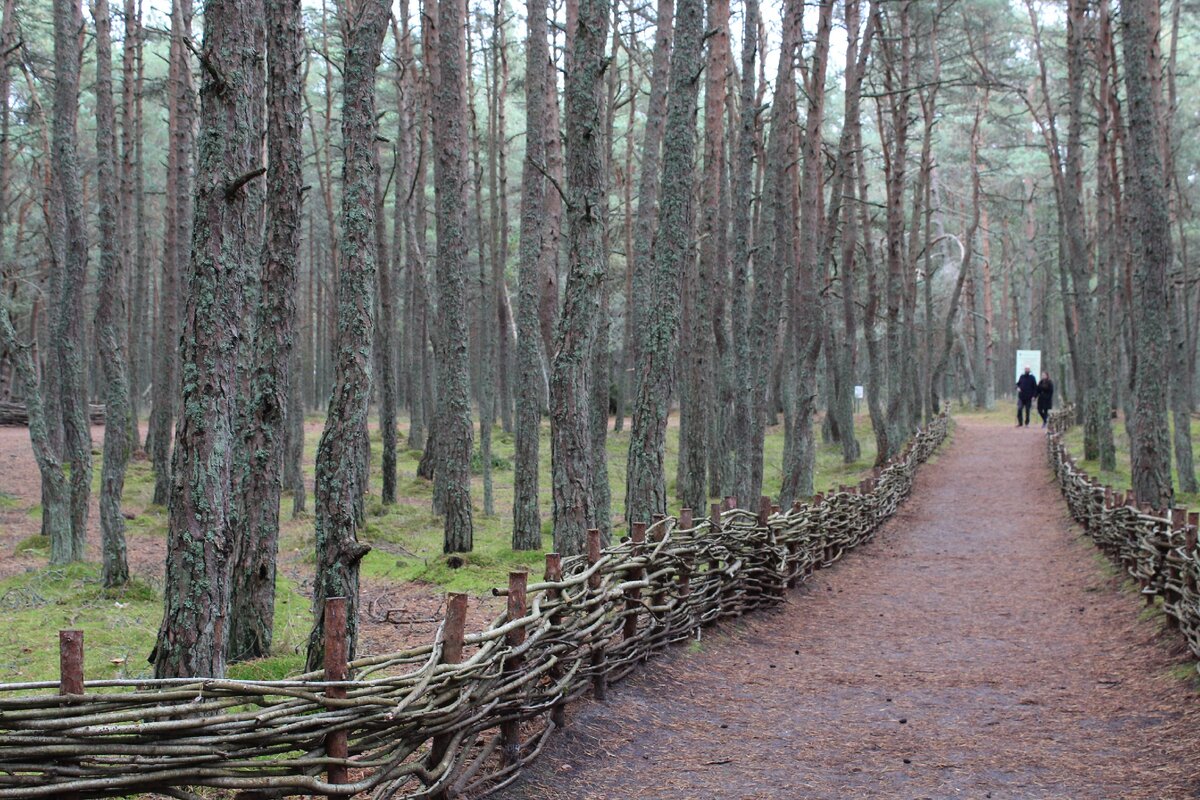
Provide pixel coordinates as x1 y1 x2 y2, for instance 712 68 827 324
1036 371 1054 428
1016 365 1037 427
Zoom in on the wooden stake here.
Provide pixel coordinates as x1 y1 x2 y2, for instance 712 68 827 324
323 597 349 793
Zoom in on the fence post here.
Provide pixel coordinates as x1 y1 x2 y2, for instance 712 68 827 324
501 571 528 766
428 593 468 798
678 508 693 600
59 630 83 696
323 597 349 795
723 495 736 512
1187 513 1200 595
587 528 606 701
58 630 82 800
624 522 647 641
757 496 771 527
542 555 566 729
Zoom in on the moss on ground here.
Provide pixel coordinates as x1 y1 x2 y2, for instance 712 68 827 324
3 411 891 681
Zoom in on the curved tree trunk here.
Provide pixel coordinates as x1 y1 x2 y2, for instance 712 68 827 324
92 0 131 587
51 0 91 563
153 0 266 679
228 0 304 664
305 0 390 671
625 0 703 528
512 0 548 551
551 0 610 555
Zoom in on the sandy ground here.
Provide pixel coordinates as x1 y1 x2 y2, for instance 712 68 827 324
494 417 1200 800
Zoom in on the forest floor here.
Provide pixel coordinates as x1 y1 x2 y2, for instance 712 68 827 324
494 416 1200 800
0 411 881 682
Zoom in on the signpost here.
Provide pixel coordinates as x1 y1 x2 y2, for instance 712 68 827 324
1015 350 1041 388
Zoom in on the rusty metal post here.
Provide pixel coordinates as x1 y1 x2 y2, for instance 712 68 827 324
428 593 468 797
501 571 528 765
587 528 606 701
323 597 349 794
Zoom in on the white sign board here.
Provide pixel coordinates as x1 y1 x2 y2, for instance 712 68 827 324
1015 350 1042 385
854 385 864 400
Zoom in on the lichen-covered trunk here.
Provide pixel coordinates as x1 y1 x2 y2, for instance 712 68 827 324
150 0 194 508
680 0 729 513
228 0 303 664
1065 0 1114 465
729 0 758 506
432 0 475 554
625 0 702 528
780 0 832 507
305 0 389 671
1122 0 1174 509
512 0 548 551
551 0 609 556
376 139 399 507
153 0 265 679
744 0 800 504
92 0 130 587
0 309 71 555
628 0 673 380
51 0 91 563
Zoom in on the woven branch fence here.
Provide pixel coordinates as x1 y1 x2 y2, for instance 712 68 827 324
1047 407 1200 659
0 412 949 800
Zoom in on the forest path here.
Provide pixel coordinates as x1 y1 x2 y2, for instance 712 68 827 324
496 416 1200 799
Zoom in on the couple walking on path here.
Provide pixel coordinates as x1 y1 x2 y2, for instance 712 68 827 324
1016 365 1054 427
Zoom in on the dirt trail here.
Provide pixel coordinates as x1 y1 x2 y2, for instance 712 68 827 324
497 417 1200 799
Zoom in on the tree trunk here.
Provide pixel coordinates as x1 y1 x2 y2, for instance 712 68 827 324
432 0 475 553
0 308 70 549
628 0 673 386
680 0 729 512
227 0 304 664
625 0 702 527
376 136 398 506
1064 0 1115 463
92 0 131 587
152 0 266 679
305 0 389 671
551 0 610 555
51 0 91 562
779 0 832 506
150 0 194 508
1122 0 1174 509
513 0 548 551
729 0 758 506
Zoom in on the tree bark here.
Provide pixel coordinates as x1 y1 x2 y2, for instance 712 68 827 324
1122 0 1174 509
305 0 390 671
150 0 194 508
551 0 610 555
228 0 304 664
153 0 266 679
779 0 833 506
92 0 131 587
728 0 758 505
432 0 475 553
51 0 91 563
513 0 549 551
625 0 702 527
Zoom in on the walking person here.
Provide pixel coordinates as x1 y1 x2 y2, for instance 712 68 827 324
1016 365 1037 427
1036 371 1054 428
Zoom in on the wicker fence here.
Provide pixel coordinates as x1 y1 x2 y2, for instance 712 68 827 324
0 412 949 799
1047 407 1200 658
